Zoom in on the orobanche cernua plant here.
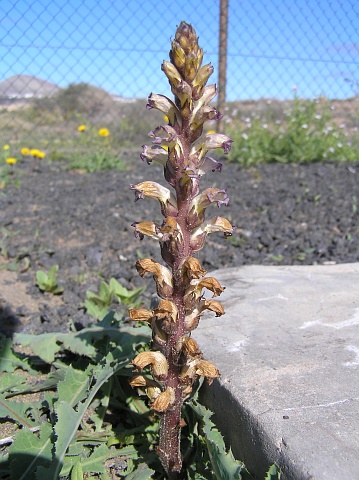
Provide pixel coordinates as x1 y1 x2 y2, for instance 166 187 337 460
129 21 234 477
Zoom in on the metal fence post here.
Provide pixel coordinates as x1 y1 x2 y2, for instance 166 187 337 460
217 0 229 133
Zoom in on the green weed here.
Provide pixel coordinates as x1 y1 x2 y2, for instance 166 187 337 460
36 265 64 294
85 278 144 320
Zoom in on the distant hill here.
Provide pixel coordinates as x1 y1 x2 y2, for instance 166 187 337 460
0 74 61 99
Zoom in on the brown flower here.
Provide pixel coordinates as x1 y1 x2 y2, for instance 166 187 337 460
136 259 173 299
151 386 176 412
128 308 153 323
132 351 169 380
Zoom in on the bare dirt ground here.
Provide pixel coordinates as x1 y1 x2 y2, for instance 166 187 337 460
0 157 358 336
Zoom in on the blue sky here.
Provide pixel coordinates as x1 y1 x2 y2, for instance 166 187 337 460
1 0 358 100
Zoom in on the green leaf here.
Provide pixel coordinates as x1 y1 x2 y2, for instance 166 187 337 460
6 369 66 397
0 372 27 394
84 299 110 320
14 321 150 364
0 336 35 373
51 285 64 295
35 266 63 294
264 464 281 480
189 400 251 480
37 353 130 479
79 443 110 474
0 394 37 428
36 401 78 479
98 281 112 303
47 265 59 283
60 333 98 358
36 270 48 288
70 460 83 480
13 330 97 363
205 439 243 480
9 423 53 480
109 278 127 297
125 462 155 479
57 366 91 407
13 332 62 363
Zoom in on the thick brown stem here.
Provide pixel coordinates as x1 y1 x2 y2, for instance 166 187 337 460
158 385 183 477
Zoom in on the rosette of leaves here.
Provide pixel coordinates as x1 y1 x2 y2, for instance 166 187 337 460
129 21 234 478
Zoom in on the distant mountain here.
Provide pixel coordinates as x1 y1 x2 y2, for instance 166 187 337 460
0 74 61 99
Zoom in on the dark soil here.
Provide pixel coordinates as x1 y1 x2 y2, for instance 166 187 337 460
1 157 358 336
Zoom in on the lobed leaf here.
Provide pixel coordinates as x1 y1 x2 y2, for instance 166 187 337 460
8 423 53 480
57 366 91 407
13 332 64 364
0 394 38 428
264 464 281 480
37 353 131 479
0 335 35 373
6 369 66 398
125 463 156 479
0 372 27 394
188 399 251 480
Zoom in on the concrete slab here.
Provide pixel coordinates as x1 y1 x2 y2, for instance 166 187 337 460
195 263 359 480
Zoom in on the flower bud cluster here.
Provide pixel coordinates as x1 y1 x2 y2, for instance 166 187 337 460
129 21 233 475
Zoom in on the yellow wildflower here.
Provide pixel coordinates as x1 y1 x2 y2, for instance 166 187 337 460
77 125 86 132
163 115 169 123
6 157 17 165
30 149 46 159
207 130 216 135
98 128 110 137
3 145 10 150
21 147 31 156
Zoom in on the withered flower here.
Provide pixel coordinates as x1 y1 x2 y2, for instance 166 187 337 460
130 21 232 476
147 93 181 128
132 351 169 380
136 258 173 299
128 308 153 323
176 256 207 283
195 359 220 384
131 181 178 216
140 144 168 166
176 336 202 360
187 187 229 227
154 299 179 334
190 216 235 252
151 386 176 412
184 298 225 332
184 276 225 309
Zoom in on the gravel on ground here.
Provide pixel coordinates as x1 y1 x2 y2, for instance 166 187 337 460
0 157 358 335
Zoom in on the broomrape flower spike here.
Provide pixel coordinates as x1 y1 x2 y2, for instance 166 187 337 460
129 21 233 478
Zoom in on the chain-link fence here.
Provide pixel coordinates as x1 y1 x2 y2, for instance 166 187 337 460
1 0 358 140
228 1 358 101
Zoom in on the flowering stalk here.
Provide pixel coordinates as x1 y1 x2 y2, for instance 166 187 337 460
129 21 233 478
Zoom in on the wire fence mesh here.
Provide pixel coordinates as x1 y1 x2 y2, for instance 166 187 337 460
227 1 358 101
1 0 358 147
